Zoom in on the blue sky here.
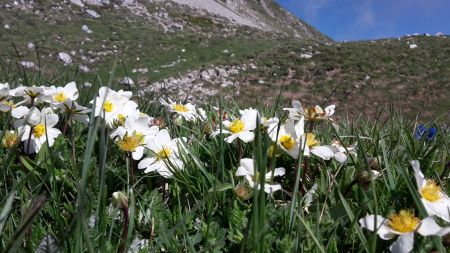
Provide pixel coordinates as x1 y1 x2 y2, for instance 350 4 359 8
276 0 450 41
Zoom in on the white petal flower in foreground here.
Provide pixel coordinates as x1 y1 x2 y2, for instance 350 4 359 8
268 118 304 158
159 98 198 122
138 129 184 178
303 133 335 160
92 87 138 127
235 158 285 194
283 100 335 122
111 114 159 160
45 81 79 105
410 160 450 222
18 107 61 153
359 210 450 253
211 108 258 143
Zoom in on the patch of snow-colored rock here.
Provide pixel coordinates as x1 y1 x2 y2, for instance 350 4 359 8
20 61 36 69
70 0 84 7
170 0 265 30
409 44 418 49
86 9 101 18
121 77 135 86
82 25 93 34
139 64 249 101
300 52 313 59
58 52 73 65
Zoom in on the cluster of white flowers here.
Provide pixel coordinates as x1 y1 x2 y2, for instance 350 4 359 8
208 100 356 195
0 82 89 153
359 160 450 253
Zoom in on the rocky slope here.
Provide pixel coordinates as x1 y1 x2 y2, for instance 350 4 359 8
1 1 449 119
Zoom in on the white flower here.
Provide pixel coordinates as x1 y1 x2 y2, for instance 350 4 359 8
110 113 159 160
283 100 335 122
11 85 52 105
212 108 258 143
138 129 184 178
359 210 450 253
0 83 14 112
11 106 41 128
330 140 357 163
17 107 61 153
160 98 198 122
45 82 79 105
303 133 335 160
235 158 285 194
268 118 304 158
92 87 138 127
411 160 450 222
57 100 91 124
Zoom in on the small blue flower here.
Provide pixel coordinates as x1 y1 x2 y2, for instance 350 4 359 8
415 124 437 142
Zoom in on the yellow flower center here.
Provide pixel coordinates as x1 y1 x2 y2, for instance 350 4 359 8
103 100 113 112
229 119 245 133
279 134 295 150
53 92 67 102
117 114 126 126
117 133 144 152
1 131 18 148
33 124 46 138
388 210 420 233
173 104 188 113
421 180 442 202
157 147 172 159
306 133 320 147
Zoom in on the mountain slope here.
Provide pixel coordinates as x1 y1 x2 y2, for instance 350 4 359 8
1 1 449 119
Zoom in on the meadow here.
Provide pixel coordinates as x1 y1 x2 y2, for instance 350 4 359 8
1 64 450 253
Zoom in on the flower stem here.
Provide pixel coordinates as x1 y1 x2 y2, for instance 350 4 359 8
117 205 129 253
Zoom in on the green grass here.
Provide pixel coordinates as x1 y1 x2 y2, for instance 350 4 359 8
1 66 450 252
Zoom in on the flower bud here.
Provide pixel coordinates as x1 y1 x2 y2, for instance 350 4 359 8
1 130 19 148
112 191 128 209
234 183 252 200
355 170 380 185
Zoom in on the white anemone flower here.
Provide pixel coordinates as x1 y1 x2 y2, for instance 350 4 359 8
0 83 15 112
211 108 258 143
92 87 138 127
111 114 159 160
330 140 357 163
138 129 184 178
17 107 61 153
359 210 450 253
11 85 51 105
235 158 285 194
11 106 41 128
45 82 79 105
411 160 450 222
268 118 304 158
58 100 91 124
283 100 335 122
159 98 198 122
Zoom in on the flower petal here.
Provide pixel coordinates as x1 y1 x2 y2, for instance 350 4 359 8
265 167 285 180
417 216 450 236
311 146 334 160
359 214 395 240
410 160 426 189
239 158 254 176
389 232 414 253
238 131 255 143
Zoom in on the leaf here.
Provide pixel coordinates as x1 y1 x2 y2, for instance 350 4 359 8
208 183 233 193
0 191 16 234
